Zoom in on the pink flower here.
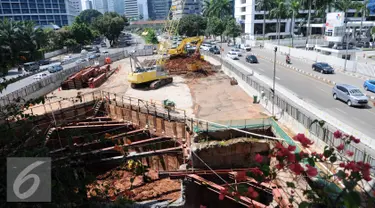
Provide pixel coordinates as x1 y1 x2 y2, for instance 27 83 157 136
333 130 342 139
289 163 304 175
218 193 225 200
339 163 345 168
306 165 318 177
249 167 263 176
235 171 247 182
346 150 354 157
288 145 296 151
247 187 259 199
287 153 296 163
336 143 345 151
255 153 263 163
275 163 284 170
293 133 314 148
354 138 360 144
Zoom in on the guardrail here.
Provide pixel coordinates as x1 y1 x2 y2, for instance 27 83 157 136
0 49 153 107
202 51 375 172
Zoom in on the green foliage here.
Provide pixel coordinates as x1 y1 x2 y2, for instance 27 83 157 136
223 18 242 40
143 28 158 44
94 12 127 46
77 9 103 25
206 17 225 37
178 15 207 37
202 0 233 18
71 17 94 45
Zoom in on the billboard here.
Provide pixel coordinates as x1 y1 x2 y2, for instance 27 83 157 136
368 0 375 16
325 12 345 42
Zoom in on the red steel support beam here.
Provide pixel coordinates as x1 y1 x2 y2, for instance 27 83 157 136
187 174 270 208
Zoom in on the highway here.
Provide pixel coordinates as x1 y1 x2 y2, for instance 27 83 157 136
219 45 375 140
0 35 145 98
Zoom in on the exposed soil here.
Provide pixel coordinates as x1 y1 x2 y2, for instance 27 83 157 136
165 56 215 76
188 72 268 121
87 170 180 202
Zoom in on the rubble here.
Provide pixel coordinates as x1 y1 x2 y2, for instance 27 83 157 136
164 56 216 77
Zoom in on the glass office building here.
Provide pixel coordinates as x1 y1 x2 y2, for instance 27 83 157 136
0 0 78 26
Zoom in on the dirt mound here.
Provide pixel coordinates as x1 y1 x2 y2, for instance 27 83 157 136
165 56 215 77
87 169 180 203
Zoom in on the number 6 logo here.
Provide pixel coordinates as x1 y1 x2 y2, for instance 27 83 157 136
13 161 46 200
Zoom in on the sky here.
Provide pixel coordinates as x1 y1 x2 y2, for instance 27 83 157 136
81 0 87 11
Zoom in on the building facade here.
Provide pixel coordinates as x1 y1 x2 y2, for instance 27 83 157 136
234 0 369 40
70 0 82 14
0 0 78 26
108 0 124 15
172 0 201 20
85 0 93 10
93 0 108 14
148 0 171 20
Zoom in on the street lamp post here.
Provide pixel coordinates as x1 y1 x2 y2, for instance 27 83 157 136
272 46 277 117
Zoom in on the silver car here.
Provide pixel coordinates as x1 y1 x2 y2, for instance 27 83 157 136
332 84 368 107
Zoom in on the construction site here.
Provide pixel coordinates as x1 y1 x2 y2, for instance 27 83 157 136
0 27 329 207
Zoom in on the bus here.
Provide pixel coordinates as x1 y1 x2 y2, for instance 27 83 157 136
23 62 40 72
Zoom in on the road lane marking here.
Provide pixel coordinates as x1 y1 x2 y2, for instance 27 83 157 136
317 88 329 93
335 108 348 115
258 68 265 71
275 77 281 80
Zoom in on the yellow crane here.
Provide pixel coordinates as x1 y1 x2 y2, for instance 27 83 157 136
126 0 186 89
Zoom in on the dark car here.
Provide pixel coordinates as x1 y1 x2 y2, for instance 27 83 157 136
312 62 334 74
246 55 258 63
209 47 220 54
39 59 50 65
101 42 107 47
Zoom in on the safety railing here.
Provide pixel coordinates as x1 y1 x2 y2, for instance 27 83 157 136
0 49 153 107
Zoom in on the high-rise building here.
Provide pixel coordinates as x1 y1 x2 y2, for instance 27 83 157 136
70 0 82 14
148 0 171 20
172 0 201 20
93 0 109 14
138 0 149 20
85 0 93 10
234 0 369 40
124 0 139 19
108 0 124 15
0 0 78 26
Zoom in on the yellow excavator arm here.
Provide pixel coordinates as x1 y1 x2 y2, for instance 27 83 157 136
167 36 204 56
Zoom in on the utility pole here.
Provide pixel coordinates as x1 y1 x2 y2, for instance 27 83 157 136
272 46 277 117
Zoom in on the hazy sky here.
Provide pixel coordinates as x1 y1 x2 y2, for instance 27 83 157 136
81 0 86 11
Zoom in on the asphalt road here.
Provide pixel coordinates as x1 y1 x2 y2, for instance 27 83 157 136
0 34 145 97
219 45 375 140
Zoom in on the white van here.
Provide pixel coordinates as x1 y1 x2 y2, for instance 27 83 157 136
24 62 40 72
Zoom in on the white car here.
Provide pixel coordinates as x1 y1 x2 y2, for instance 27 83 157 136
230 48 242 57
102 50 109 54
34 73 48 80
244 45 252 52
227 51 239 60
200 44 211 51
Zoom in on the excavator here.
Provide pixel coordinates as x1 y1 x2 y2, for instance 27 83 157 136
127 52 173 89
168 36 204 58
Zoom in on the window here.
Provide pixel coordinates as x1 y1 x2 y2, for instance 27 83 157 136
241 7 246 12
22 9 29 14
2 3 10 9
30 9 38 13
45 4 52 8
254 14 263 20
39 9 45 13
13 9 21 13
29 3 36 8
46 9 52 13
39 15 46 19
3 9 12 14
241 15 245 20
241 0 246 3
12 3 20 9
21 3 28 8
37 4 44 8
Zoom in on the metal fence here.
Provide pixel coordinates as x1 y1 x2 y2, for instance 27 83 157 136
204 52 375 171
0 49 153 107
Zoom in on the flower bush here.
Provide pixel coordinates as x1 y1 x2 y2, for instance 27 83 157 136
217 131 375 208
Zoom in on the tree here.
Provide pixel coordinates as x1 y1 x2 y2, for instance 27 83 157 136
224 18 242 43
94 12 126 46
178 15 207 37
71 17 93 45
77 9 102 25
206 16 225 41
255 0 273 42
202 0 233 19
144 28 158 44
270 0 287 45
288 0 301 47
